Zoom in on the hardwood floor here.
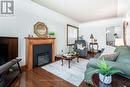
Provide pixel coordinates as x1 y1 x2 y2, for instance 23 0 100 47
10 68 89 87
11 50 103 87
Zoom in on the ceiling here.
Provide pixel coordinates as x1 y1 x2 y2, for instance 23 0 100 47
32 0 118 23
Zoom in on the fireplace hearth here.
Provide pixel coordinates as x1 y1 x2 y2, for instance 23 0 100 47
25 37 55 71
33 44 52 68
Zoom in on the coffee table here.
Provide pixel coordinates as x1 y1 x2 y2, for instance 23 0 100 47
61 55 79 68
92 74 130 87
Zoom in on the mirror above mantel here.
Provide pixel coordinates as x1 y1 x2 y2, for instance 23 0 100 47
34 22 48 37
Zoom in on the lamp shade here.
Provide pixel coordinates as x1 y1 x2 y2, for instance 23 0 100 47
90 34 94 39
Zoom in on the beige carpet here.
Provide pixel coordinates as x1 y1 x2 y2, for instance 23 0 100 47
42 58 89 86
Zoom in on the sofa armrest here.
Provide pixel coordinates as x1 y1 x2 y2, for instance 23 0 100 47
87 58 130 78
111 62 130 78
85 58 130 85
87 58 117 67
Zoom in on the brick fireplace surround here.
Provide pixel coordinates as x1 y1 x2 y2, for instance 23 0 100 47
25 37 55 71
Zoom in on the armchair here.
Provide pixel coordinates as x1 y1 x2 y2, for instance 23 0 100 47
74 40 88 57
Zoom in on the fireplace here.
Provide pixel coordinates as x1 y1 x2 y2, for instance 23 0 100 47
25 37 55 71
33 44 52 68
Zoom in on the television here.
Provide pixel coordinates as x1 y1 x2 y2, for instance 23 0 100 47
0 37 18 66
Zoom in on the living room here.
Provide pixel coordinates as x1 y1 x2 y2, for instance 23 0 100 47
0 0 130 87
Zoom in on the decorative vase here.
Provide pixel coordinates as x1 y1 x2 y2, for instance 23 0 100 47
99 73 112 84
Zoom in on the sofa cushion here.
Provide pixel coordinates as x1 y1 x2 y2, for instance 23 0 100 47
117 54 130 65
77 44 85 50
100 52 120 61
115 46 130 56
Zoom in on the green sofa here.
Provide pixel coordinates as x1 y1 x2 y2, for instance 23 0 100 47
84 46 130 85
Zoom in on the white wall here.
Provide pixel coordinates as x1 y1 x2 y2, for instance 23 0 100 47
79 0 130 50
1 0 130 66
79 18 122 50
118 0 130 17
0 0 79 66
118 0 130 45
78 0 130 53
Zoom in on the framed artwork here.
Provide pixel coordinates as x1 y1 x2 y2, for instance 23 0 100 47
67 24 79 46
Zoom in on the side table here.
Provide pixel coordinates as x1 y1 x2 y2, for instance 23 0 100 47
92 74 130 87
89 43 99 52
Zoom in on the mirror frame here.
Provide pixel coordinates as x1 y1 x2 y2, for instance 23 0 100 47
34 22 48 37
67 24 79 46
106 25 122 46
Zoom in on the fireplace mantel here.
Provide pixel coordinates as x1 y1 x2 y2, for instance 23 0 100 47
25 37 55 71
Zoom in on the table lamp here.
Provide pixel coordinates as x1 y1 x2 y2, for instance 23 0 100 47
90 34 94 43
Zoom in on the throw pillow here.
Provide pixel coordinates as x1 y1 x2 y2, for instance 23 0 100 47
77 44 85 50
100 52 120 61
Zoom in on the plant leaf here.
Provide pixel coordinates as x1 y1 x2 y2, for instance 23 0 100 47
109 69 123 75
87 69 100 75
94 58 123 76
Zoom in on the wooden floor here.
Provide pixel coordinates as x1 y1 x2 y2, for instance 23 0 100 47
10 51 104 87
10 68 89 87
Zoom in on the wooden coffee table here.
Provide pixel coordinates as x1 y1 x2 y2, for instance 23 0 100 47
61 55 79 68
92 74 130 87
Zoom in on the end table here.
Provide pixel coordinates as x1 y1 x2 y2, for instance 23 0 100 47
89 43 99 52
92 74 130 87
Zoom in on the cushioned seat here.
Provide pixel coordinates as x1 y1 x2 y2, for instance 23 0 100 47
74 40 88 57
84 46 130 85
117 54 130 65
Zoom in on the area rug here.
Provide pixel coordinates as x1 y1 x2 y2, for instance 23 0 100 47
41 58 89 86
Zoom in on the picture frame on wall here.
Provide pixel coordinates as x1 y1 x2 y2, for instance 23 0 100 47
67 24 79 46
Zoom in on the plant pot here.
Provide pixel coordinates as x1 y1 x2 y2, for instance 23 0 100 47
99 73 112 84
49 35 54 38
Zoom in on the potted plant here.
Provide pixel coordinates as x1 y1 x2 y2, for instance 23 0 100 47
48 32 55 37
88 59 123 84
